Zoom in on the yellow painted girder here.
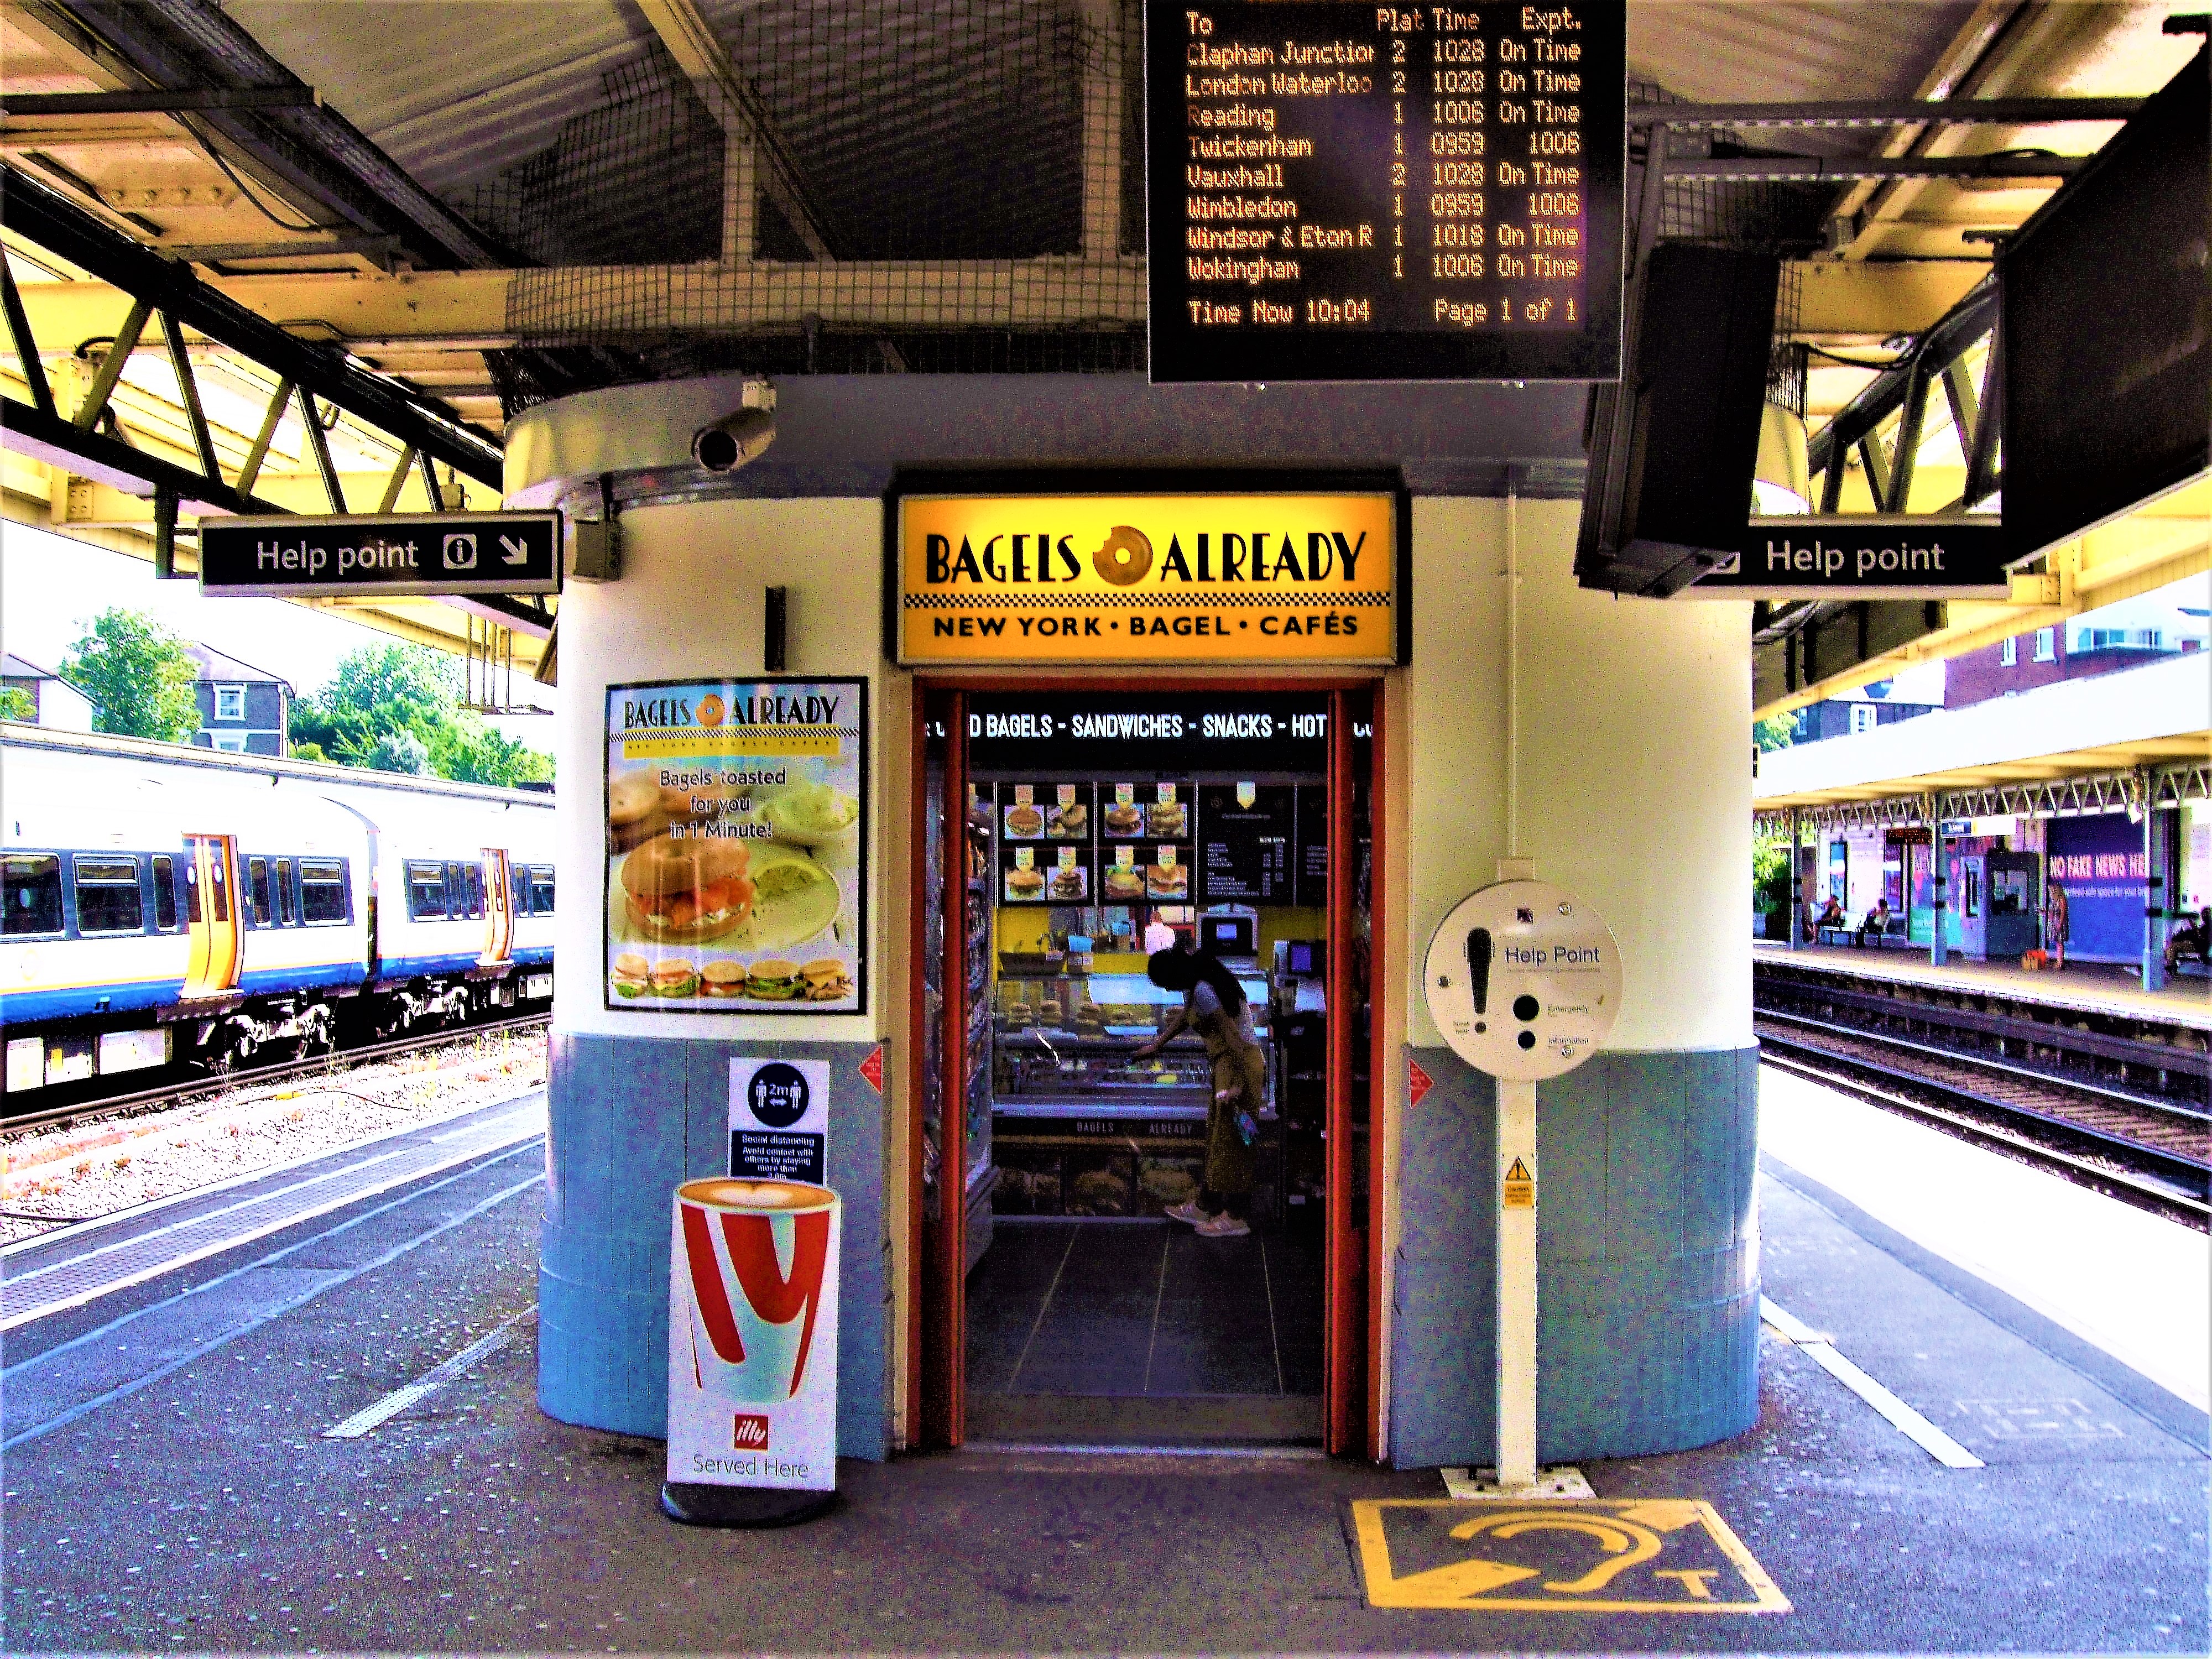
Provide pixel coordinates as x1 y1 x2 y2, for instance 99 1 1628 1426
1754 480 2212 723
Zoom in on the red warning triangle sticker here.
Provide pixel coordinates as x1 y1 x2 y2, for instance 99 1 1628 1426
1504 1157 1532 1182
858 1046 884 1094
1408 1059 1433 1106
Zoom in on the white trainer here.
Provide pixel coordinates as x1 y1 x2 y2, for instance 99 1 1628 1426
1194 1213 1251 1238
1165 1200 1212 1225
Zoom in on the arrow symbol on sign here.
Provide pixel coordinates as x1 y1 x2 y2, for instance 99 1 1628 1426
499 535 529 564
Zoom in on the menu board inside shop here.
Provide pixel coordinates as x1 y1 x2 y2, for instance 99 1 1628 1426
1198 782 1296 902
1146 0 1625 383
1295 782 1329 907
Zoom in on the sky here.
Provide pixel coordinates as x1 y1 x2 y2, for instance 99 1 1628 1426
1 519 557 745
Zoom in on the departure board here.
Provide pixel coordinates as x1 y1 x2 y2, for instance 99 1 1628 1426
1146 1 1625 384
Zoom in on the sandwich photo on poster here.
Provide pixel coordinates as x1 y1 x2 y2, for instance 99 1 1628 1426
604 677 867 1013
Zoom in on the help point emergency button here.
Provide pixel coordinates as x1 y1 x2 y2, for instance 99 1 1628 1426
1422 880 1624 1082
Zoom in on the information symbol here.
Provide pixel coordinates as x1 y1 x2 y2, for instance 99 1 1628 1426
747 1062 810 1128
442 533 477 571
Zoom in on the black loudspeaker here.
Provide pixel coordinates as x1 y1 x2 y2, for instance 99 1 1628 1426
1575 243 1781 596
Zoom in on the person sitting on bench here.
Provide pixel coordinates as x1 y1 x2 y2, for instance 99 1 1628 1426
1811 896 1845 939
2165 906 2211 975
1855 898 1892 947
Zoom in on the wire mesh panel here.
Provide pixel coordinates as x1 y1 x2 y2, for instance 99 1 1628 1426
493 0 1147 392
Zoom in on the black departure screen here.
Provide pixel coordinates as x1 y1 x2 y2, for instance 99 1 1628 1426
1147 0 1626 383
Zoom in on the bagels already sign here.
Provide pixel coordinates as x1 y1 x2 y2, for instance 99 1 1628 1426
892 487 1406 665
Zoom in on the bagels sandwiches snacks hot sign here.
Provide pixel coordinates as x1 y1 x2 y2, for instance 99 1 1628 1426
604 678 866 1014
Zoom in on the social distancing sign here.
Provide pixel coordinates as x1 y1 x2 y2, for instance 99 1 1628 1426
1350 1499 1790 1613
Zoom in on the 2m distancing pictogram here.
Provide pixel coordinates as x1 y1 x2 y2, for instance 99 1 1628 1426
1352 1499 1790 1613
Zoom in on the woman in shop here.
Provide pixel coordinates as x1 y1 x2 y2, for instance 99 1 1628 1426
1134 944 1265 1239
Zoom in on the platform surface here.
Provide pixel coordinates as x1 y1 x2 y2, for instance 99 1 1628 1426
4 1073 2206 1654
1756 938 2212 1029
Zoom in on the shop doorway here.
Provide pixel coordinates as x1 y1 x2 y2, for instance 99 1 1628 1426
912 683 1376 1451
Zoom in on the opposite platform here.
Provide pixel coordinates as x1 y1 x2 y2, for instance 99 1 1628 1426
1755 939 2212 1030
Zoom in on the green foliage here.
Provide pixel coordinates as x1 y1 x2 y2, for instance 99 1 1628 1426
1754 712 1798 752
297 641 552 787
364 729 430 775
0 685 33 722
1752 823 1796 916
288 740 328 764
62 609 198 742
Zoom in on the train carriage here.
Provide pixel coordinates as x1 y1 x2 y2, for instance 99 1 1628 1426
2 723 556 1095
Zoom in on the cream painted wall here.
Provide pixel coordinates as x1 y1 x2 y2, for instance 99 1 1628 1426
1405 497 1754 1053
550 496 904 1044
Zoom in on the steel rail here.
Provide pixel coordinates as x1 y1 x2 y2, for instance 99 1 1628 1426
1756 1025 2211 1229
1 1012 550 1139
1756 1005 2211 1129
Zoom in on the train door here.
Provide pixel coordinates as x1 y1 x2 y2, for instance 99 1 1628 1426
180 834 241 998
483 849 514 963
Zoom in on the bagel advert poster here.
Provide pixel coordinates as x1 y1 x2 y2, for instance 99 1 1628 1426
894 491 1403 665
604 677 866 1014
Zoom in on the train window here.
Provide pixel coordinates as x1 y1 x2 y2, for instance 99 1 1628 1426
207 855 229 923
406 861 448 921
184 858 201 925
246 857 273 927
448 860 485 920
151 855 179 931
531 867 555 916
510 864 530 919
3 854 63 936
300 858 348 924
72 855 145 933
276 858 295 926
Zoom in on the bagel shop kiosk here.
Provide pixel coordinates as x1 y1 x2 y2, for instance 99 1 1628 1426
520 314 1764 1484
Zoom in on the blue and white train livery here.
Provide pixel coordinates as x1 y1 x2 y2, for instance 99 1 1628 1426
2 723 555 1095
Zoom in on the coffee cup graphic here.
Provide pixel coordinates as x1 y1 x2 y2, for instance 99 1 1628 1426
673 1177 838 1403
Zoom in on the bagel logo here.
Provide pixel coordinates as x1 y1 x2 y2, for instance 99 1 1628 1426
1093 526 1154 586
696 694 726 728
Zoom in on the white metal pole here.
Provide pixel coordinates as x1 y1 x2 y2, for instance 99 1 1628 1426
1495 1075 1538 1490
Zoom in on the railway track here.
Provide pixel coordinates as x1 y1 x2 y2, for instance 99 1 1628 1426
2 1013 551 1140
1756 1012 2211 1230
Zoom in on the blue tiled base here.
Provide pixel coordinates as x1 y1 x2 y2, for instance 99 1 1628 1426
540 1031 891 1460
1390 1045 1761 1468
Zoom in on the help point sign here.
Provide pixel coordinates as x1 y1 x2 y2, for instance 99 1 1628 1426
666 1174 840 1494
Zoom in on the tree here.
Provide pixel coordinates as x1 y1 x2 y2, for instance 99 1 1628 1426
299 640 552 786
1754 712 1798 752
0 686 32 722
62 609 198 742
289 740 328 764
363 729 430 775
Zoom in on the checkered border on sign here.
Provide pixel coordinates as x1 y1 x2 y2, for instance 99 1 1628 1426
904 591 1391 610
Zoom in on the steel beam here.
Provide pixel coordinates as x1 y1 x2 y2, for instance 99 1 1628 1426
2 392 283 514
1632 96 2143 129
2 166 503 487
0 87 319 116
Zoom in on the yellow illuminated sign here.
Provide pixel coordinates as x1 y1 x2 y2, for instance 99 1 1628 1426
895 492 1401 665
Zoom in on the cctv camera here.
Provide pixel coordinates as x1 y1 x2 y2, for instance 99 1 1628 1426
692 408 775 472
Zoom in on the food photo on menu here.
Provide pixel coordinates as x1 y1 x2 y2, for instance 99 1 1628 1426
602 678 865 1011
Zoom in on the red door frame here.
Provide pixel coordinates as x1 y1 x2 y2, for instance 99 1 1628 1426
907 674 1384 1456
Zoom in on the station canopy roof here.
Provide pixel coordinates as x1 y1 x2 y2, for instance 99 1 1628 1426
2 0 2203 675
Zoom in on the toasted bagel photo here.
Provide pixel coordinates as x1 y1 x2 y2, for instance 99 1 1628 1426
1104 865 1146 900
745 959 804 1000
1005 865 1046 900
1005 804 1045 838
619 835 755 942
608 770 671 853
650 959 700 997
1103 803 1142 835
700 959 748 997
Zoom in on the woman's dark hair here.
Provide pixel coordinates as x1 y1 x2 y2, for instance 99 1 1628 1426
1146 943 1245 1015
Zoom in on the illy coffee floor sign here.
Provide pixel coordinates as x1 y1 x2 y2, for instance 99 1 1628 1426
662 1176 841 1526
1423 875 1623 1498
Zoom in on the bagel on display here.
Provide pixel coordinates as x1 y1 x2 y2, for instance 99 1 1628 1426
619 835 755 942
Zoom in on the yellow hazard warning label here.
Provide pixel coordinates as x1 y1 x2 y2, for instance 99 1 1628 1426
1351 1499 1790 1613
1501 1157 1535 1209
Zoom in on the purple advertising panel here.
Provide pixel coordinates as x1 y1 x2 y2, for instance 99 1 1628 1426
2047 813 2146 964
